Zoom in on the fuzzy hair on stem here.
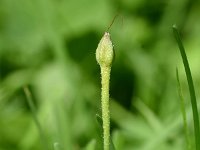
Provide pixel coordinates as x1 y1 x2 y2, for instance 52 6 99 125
96 32 114 150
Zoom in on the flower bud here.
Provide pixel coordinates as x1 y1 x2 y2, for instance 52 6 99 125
96 32 114 67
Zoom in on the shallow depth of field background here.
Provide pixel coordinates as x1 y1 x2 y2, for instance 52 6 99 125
1 0 200 150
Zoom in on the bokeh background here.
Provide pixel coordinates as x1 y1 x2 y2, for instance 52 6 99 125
1 0 200 150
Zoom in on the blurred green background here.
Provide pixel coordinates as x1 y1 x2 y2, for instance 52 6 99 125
1 0 200 150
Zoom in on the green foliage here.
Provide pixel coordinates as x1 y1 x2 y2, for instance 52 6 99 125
1 0 200 150
24 87 49 150
176 69 191 150
173 26 200 150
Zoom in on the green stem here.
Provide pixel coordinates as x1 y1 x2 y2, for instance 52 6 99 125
96 32 114 150
101 65 111 150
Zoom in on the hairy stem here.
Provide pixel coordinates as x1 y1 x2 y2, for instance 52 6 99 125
96 32 114 150
101 65 111 150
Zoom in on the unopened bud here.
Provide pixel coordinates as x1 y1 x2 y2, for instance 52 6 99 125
96 32 114 67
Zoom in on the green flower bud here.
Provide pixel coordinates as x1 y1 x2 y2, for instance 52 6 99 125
96 32 114 67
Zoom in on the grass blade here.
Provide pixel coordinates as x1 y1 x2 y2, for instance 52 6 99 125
173 25 200 150
23 86 49 150
96 114 116 150
176 69 191 150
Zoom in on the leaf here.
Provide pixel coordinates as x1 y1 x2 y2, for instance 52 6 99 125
173 25 200 150
95 114 116 150
176 69 191 150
